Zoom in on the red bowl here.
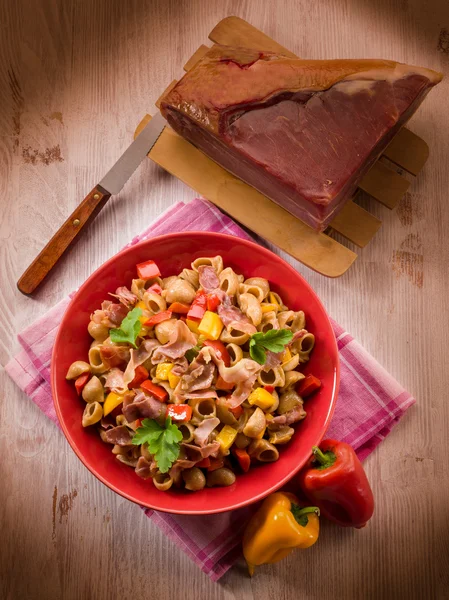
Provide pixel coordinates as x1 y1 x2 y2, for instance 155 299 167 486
52 232 339 514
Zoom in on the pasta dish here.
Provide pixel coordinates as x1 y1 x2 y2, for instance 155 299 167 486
66 256 321 492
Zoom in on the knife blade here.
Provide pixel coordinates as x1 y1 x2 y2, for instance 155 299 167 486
17 112 166 295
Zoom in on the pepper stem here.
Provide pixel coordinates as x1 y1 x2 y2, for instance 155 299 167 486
312 445 337 469
294 506 320 518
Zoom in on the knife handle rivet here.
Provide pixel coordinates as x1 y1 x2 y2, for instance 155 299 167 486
93 193 100 200
73 219 80 227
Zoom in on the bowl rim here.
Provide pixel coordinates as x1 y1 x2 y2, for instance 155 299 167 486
51 231 339 514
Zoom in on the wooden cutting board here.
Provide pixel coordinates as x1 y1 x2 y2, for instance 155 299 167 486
135 16 429 277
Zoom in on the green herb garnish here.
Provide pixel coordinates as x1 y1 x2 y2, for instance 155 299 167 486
185 343 203 362
249 329 293 365
132 417 182 473
110 306 142 348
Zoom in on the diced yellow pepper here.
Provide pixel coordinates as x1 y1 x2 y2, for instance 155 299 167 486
248 388 276 411
280 347 292 365
261 303 278 314
156 362 173 381
217 425 238 452
269 292 281 308
103 392 125 416
198 311 224 341
168 372 181 389
136 300 148 325
186 318 200 334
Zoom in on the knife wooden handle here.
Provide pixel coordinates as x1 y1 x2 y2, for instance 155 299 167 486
17 185 111 295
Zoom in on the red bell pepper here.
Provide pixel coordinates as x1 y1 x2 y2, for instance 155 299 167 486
75 373 90 396
128 365 149 389
215 375 234 391
230 405 243 419
136 259 161 280
168 302 191 314
297 375 321 398
147 282 162 295
140 380 168 403
167 404 192 422
206 293 221 312
186 290 207 322
207 457 224 472
264 385 275 394
202 339 231 367
196 457 211 468
232 447 251 473
143 310 172 327
298 440 374 528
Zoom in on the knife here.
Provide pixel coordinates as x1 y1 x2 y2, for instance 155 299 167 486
17 111 167 295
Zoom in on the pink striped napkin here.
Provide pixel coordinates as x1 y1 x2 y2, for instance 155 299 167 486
6 198 415 581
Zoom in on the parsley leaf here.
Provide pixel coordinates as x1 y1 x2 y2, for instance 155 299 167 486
110 306 142 348
132 417 183 473
249 329 293 365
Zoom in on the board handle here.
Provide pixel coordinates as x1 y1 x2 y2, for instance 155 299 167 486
17 185 111 295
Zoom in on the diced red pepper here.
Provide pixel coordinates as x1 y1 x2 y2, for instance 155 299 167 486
167 404 192 422
264 385 275 394
143 310 172 327
148 282 162 295
186 290 207 322
232 447 251 473
128 365 149 389
297 375 322 398
207 457 224 472
74 373 90 396
140 380 168 402
202 340 231 367
135 418 143 428
168 302 191 314
216 375 234 391
136 260 161 280
196 457 211 468
206 293 221 312
229 405 243 419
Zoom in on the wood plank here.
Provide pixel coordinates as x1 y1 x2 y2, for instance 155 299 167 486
359 160 410 209
383 127 430 176
209 16 297 57
135 115 356 277
183 44 210 71
329 200 382 247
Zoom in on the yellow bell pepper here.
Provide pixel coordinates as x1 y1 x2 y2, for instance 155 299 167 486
248 388 276 411
243 492 320 576
261 303 278 314
216 425 238 452
198 311 224 341
103 391 125 417
280 347 292 365
156 362 173 381
136 300 148 325
168 372 181 389
186 318 200 334
268 292 281 308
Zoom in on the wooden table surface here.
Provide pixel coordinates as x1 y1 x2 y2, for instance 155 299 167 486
1 1 449 598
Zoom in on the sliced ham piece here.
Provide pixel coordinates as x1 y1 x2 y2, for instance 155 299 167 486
104 368 127 393
217 304 257 334
264 351 282 371
271 404 307 426
170 356 189 376
227 372 260 409
135 456 158 480
100 425 133 446
152 320 197 362
198 265 220 292
193 416 220 446
179 390 219 400
161 46 442 231
99 344 131 369
179 353 216 393
181 441 220 461
123 338 161 386
109 286 138 309
122 390 167 422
